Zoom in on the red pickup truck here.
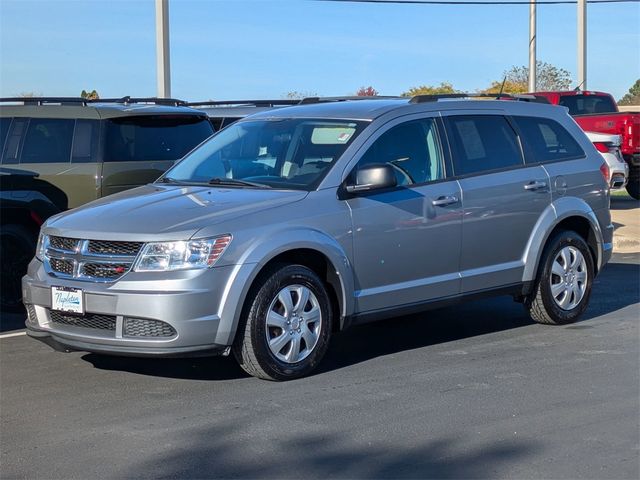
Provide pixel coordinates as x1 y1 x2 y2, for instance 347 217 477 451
531 90 640 199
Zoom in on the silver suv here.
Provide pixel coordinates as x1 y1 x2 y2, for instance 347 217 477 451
23 96 614 380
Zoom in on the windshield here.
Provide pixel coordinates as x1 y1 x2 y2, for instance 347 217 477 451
558 94 617 116
162 118 367 190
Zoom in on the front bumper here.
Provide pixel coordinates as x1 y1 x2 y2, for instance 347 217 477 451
22 259 254 357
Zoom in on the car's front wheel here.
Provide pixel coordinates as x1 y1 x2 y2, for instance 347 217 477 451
525 231 594 325
233 264 332 380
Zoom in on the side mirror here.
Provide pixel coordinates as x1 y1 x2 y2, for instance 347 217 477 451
345 164 397 194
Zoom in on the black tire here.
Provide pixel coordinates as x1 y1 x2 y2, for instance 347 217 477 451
0 224 36 311
626 164 639 200
525 230 594 325
232 264 333 381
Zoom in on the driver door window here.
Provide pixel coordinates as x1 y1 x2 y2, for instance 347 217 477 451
356 118 444 186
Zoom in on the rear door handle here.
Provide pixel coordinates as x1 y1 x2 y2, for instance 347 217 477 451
524 180 547 191
431 195 459 207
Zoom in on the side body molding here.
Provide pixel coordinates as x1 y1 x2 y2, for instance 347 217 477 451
521 196 605 283
214 228 354 345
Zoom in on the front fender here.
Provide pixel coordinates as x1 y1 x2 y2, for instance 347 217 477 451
522 196 605 283
214 228 354 346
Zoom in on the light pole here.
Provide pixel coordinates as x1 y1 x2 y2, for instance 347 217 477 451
528 1 537 92
155 0 171 98
577 0 587 90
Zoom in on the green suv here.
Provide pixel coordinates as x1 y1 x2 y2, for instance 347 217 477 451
0 97 214 208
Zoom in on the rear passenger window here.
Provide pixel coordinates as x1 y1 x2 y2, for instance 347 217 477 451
21 118 74 164
513 116 585 163
445 115 524 176
356 118 444 186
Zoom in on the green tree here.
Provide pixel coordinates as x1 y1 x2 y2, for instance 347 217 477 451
80 89 99 100
618 79 640 105
356 86 379 96
401 82 459 97
483 61 572 93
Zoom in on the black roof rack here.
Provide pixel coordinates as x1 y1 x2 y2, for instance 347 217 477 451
187 99 301 108
0 96 188 107
299 95 401 105
409 93 550 104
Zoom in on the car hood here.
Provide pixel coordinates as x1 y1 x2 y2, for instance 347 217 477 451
44 184 308 241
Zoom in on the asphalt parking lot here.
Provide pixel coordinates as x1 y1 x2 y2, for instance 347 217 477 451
1 200 638 479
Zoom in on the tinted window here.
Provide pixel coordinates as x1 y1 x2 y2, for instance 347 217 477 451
165 119 366 190
356 119 444 186
2 118 27 164
104 115 213 162
71 119 100 163
558 94 616 115
513 116 585 163
0 117 12 160
445 115 523 176
21 118 74 164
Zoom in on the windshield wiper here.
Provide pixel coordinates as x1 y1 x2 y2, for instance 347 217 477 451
157 176 180 184
208 177 271 189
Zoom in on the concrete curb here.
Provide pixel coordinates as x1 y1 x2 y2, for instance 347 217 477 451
610 196 639 254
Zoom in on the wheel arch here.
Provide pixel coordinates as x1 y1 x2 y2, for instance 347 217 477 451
522 198 604 285
215 231 354 346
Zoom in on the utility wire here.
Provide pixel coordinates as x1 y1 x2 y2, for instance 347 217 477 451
315 0 639 5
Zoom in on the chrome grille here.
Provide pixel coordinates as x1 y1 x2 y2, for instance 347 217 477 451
49 310 116 331
49 258 74 276
124 318 177 338
82 263 130 279
88 240 143 256
49 236 80 251
44 236 141 282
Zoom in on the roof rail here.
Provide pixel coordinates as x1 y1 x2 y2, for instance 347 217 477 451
0 97 90 105
93 96 188 106
0 96 188 107
409 93 550 104
187 99 301 108
299 95 401 104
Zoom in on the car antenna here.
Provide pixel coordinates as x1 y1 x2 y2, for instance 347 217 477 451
574 80 585 92
496 77 507 100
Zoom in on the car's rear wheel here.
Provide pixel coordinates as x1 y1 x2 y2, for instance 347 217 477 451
626 164 639 200
233 264 332 380
525 230 594 325
0 224 36 311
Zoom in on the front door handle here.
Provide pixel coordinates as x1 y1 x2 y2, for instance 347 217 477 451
524 180 547 191
432 195 459 207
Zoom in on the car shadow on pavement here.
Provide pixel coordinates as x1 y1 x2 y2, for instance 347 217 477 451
610 196 640 210
83 259 639 381
121 421 539 479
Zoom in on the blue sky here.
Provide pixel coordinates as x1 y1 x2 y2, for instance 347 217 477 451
1 0 638 101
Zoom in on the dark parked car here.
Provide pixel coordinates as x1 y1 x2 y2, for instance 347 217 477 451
1 167 67 309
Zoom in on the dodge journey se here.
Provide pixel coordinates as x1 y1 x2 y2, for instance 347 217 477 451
23 96 613 380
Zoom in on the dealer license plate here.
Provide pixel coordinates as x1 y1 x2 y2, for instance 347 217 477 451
51 286 84 314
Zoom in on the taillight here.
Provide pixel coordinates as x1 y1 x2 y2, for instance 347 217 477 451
593 142 609 153
600 162 610 183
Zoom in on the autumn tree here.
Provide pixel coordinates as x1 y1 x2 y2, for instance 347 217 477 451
356 86 379 96
80 89 100 100
618 79 640 105
401 82 459 97
483 61 572 93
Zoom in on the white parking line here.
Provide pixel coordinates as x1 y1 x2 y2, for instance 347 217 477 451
0 331 27 339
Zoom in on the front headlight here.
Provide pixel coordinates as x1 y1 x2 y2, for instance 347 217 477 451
35 232 47 261
133 235 232 272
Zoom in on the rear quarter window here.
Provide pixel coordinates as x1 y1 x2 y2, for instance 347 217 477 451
103 115 213 162
513 116 585 164
445 115 524 176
